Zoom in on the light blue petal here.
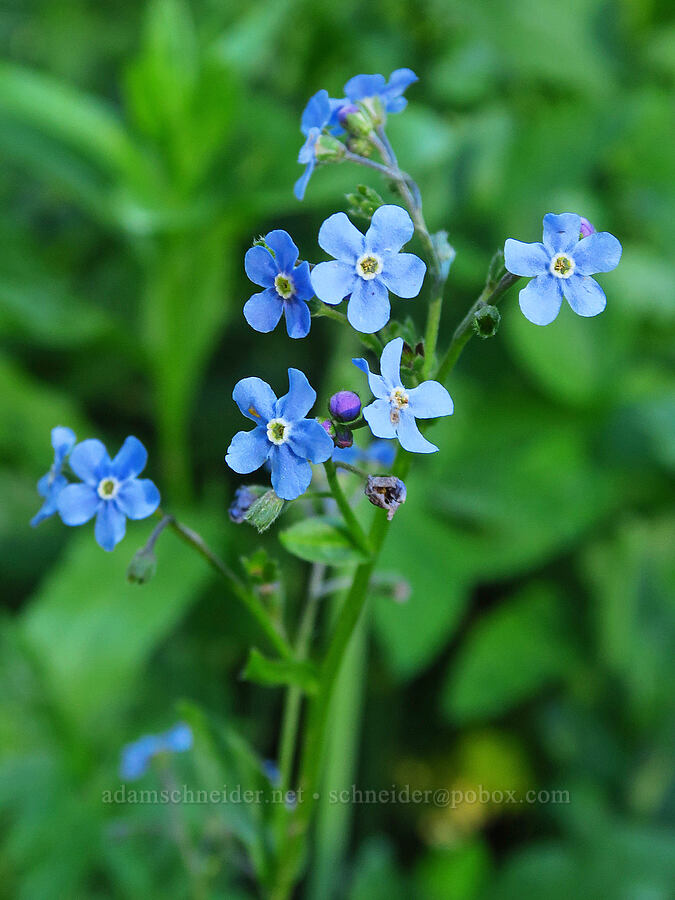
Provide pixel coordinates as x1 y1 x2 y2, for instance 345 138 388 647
386 97 407 113
365 205 414 254
503 239 550 276
347 277 390 333
115 478 160 520
95 502 127 551
245 245 277 287
352 357 389 399
344 73 387 100
301 89 331 133
276 368 316 421
318 212 364 261
270 444 313 500
232 377 277 423
380 251 426 298
120 735 160 780
396 412 438 453
111 436 147 480
379 337 404 390
69 438 109 484
31 474 68 527
518 274 564 326
294 158 314 201
163 723 193 752
363 399 397 439
244 289 284 333
283 298 311 339
226 427 271 474
292 260 314 301
51 426 76 462
36 472 52 499
56 483 100 525
542 213 582 255
383 68 418 98
407 380 453 419
287 418 334 464
311 260 356 304
562 274 607 318
572 232 622 275
265 229 299 272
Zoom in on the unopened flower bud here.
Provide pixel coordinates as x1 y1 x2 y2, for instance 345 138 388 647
339 104 373 137
486 248 506 287
319 418 336 438
314 134 345 162
126 547 157 585
579 216 595 238
431 230 457 280
334 426 353 449
329 391 361 422
229 485 258 524
244 489 285 533
347 136 373 157
472 304 501 339
365 476 407 520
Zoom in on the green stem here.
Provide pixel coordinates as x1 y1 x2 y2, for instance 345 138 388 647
323 460 372 557
333 460 369 479
312 303 382 355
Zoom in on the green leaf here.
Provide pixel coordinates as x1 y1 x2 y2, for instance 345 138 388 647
279 517 369 566
241 648 318 694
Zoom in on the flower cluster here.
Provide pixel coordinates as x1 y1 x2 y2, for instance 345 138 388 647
120 722 193 780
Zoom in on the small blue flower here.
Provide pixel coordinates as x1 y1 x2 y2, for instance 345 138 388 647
333 439 396 468
344 68 418 115
225 370 334 500
56 436 160 552
504 212 622 326
228 485 257 524
244 230 314 339
31 426 76 527
311 205 426 334
353 338 453 454
120 723 193 780
294 89 345 201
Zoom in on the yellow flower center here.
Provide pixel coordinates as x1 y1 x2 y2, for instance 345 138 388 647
550 253 575 279
97 476 120 500
356 253 383 281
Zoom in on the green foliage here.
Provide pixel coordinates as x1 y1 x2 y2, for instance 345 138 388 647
242 648 319 694
280 517 370 565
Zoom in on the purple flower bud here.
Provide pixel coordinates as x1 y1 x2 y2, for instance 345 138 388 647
334 426 353 449
320 418 336 438
365 476 407 520
337 103 360 126
229 486 257 524
329 391 361 422
579 216 596 238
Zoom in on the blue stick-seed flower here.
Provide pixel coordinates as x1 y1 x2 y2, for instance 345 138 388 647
344 68 418 117
353 337 453 453
30 426 76 527
294 89 345 201
120 722 193 780
504 212 622 326
311 205 426 334
244 230 315 339
56 436 160 552
225 369 334 500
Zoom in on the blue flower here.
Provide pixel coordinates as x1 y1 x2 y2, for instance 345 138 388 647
56 436 160 552
333 439 396 468
504 212 622 326
294 89 345 201
228 485 257 524
353 338 453 453
120 723 193 780
244 230 314 339
225 370 334 500
344 68 418 115
30 426 76 527
311 205 426 334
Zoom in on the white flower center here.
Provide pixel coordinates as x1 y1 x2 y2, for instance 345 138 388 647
549 253 575 279
356 252 383 281
267 417 291 445
274 273 295 299
97 476 120 500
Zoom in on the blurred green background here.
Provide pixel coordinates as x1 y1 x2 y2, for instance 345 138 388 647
1 0 674 897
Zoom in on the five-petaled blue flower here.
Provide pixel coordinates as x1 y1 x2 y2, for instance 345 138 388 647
31 426 76 527
120 723 193 780
311 205 426 334
56 436 160 552
343 68 418 115
354 338 453 453
226 369 334 500
244 230 315 339
504 212 622 326
294 89 344 201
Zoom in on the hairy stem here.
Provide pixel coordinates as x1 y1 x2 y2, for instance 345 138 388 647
323 459 372 557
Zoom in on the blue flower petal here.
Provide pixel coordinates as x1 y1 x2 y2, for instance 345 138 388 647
380 251 426 298
51 426 76 462
116 479 160 520
318 212 364 261
244 289 284 333
287 419 334 464
352 357 389 399
572 232 622 275
542 213 581 255
518 274 564 326
69 439 109 484
365 205 414 254
57 482 100 525
265 229 299 272
95 502 127 551
301 89 332 134
562 274 607 318
363 399 397 439
226 427 271 474
344 73 387 100
232 377 277 423
382 68 418 105
120 735 160 780
379 337 404 390
270 444 313 500
31 474 69 527
396 412 438 453
294 157 315 201
275 368 316 421
292 260 314 301
407 380 453 418
347 277 390 333
311 260 356 304
163 723 193 752
245 245 277 288
111 436 147 481
284 298 311 339
504 239 550 277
